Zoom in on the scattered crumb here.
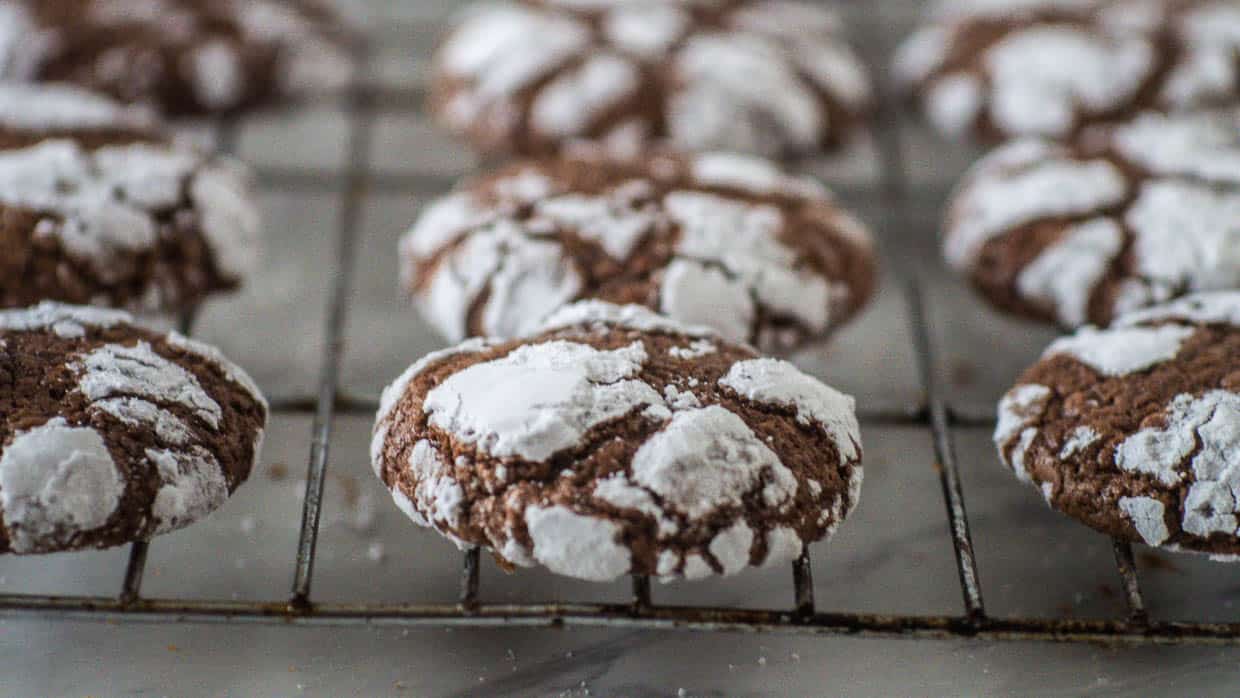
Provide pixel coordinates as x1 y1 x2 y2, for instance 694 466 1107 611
239 515 257 535
950 359 977 387
267 463 289 481
1138 553 1184 574
367 541 386 563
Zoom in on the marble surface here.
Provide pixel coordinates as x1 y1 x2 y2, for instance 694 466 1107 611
3 2 1240 696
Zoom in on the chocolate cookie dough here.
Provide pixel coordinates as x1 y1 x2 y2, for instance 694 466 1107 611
895 0 1240 141
0 302 268 554
0 83 261 314
996 291 1240 558
401 149 876 352
371 301 863 582
943 107 1240 328
0 0 355 115
430 0 873 158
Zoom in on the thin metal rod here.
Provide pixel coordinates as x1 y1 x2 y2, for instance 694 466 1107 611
460 549 480 611
2 594 1237 645
905 279 986 622
632 575 651 610
792 549 815 618
1112 539 1149 625
118 542 149 605
290 43 374 606
215 116 240 156
869 66 987 623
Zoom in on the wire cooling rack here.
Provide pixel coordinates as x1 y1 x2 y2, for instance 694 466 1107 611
0 8 1238 647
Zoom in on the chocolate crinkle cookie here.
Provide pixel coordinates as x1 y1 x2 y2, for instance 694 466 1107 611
430 0 873 158
0 83 261 315
0 302 268 554
401 150 876 352
0 0 356 115
894 0 1240 141
371 301 863 582
943 107 1240 328
996 292 1240 559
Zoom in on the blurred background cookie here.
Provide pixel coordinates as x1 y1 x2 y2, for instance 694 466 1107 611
0 302 267 554
894 0 1240 141
942 107 1240 328
995 292 1240 558
400 150 876 352
0 0 356 115
430 0 873 158
371 301 862 582
0 83 261 315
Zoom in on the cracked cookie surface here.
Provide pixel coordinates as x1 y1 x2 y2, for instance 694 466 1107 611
0 0 355 115
943 107 1240 328
0 83 261 314
895 0 1240 141
430 0 873 158
995 291 1240 558
400 150 875 352
371 301 863 582
0 302 267 554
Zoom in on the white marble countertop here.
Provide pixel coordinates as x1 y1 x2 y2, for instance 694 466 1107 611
4 2 1240 695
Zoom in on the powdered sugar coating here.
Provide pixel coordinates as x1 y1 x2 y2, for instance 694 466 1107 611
1045 325 1196 377
996 293 1240 556
630 406 796 519
1119 496 1169 546
896 0 1240 141
1015 218 1123 327
944 109 1240 328
1112 108 1240 184
524 505 631 582
719 358 861 462
0 419 122 553
0 106 261 312
372 301 863 582
424 340 661 462
0 0 354 115
147 446 227 534
0 302 267 553
0 82 153 131
541 300 717 339
1115 291 1240 329
402 154 874 351
0 301 132 336
984 27 1152 138
943 141 1127 270
432 0 871 157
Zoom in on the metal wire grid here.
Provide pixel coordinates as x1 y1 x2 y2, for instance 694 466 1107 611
0 29 1236 647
